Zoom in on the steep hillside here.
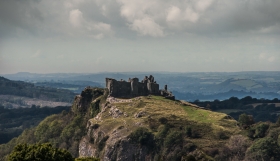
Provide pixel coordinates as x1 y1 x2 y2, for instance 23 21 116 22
0 87 240 161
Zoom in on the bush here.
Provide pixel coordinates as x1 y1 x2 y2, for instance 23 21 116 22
185 126 201 138
135 100 145 108
186 155 196 161
245 137 280 161
238 113 254 128
185 127 192 137
164 131 183 147
254 123 269 138
216 131 229 140
158 117 168 124
8 143 74 161
129 127 154 148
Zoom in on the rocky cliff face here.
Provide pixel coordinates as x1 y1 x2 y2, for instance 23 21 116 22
79 97 153 161
79 125 151 161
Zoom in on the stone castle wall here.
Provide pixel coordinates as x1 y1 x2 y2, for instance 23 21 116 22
106 75 159 98
105 75 175 100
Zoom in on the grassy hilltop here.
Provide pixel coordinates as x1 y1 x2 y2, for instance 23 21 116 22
1 87 280 161
89 95 239 152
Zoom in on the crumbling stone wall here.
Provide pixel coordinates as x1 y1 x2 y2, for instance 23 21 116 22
105 75 174 100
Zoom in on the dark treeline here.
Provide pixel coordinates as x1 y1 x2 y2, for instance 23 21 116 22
192 96 280 123
174 90 280 102
0 105 71 144
0 76 75 102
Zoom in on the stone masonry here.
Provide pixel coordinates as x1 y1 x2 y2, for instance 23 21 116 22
105 75 175 100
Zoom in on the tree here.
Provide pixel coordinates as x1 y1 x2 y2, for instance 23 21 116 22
238 113 254 128
8 143 74 161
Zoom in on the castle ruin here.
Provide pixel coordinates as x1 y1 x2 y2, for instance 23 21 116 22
105 75 175 100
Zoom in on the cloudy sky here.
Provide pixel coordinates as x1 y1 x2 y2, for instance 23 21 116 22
0 0 279 74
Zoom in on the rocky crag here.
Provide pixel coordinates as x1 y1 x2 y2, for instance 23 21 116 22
75 87 239 161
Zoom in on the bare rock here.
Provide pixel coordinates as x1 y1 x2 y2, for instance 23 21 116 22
109 106 123 118
134 111 146 118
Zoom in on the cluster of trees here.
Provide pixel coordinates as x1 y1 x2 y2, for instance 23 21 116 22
0 105 70 144
7 143 99 161
0 76 75 102
192 96 280 122
206 113 280 160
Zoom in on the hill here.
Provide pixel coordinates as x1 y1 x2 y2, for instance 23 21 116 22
0 76 75 108
0 87 240 161
1 87 280 160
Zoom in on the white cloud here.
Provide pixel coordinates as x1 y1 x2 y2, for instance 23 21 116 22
68 8 113 38
195 0 214 12
117 0 165 36
184 7 199 23
69 9 83 28
166 6 181 22
130 17 164 37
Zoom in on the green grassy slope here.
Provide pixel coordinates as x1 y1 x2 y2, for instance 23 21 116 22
90 95 240 160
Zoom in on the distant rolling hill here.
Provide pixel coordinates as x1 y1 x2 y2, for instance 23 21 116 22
0 76 75 108
208 78 274 93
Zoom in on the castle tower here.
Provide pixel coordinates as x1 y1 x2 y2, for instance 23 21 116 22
131 78 139 96
106 78 118 96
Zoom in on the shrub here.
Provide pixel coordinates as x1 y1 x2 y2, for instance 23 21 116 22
254 123 269 138
8 143 74 161
158 117 168 124
186 155 196 161
238 113 254 128
129 127 154 148
216 131 229 140
204 148 219 157
164 131 183 147
245 137 280 161
148 118 159 130
185 127 192 137
135 100 145 108
157 124 170 139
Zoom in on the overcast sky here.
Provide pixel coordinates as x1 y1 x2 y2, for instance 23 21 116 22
0 0 279 74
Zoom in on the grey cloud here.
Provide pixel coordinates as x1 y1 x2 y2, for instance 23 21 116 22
194 0 280 34
1 0 279 38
